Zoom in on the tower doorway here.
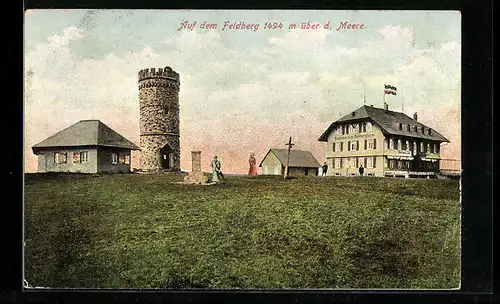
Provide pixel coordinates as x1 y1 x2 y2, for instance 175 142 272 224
160 144 174 169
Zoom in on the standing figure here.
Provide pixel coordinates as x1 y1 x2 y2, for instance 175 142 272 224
211 155 224 182
359 165 364 176
322 162 328 176
248 153 258 176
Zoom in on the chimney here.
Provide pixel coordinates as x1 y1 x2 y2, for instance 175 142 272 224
384 102 389 112
413 112 418 121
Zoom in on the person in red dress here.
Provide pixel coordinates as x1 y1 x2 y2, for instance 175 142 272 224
248 153 258 176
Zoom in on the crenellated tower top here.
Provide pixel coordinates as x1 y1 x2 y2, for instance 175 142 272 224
138 66 180 83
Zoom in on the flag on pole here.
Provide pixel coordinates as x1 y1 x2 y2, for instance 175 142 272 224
384 84 397 95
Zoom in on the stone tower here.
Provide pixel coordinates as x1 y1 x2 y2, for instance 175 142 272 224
138 66 180 172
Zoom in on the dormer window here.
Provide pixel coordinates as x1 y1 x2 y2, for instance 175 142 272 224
428 129 432 135
414 126 418 132
352 112 356 116
407 124 411 132
399 123 402 130
421 127 425 134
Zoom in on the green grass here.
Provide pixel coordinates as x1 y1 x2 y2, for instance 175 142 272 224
24 173 461 289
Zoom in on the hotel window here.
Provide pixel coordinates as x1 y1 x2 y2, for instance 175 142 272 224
335 158 342 168
340 142 344 152
342 125 345 135
367 157 373 168
364 139 367 150
80 151 88 163
399 123 403 130
54 152 67 164
336 126 342 135
112 153 118 164
436 144 440 154
363 123 367 133
407 124 411 132
427 143 431 153
351 141 358 151
367 139 373 149
332 142 336 152
125 155 131 165
402 141 407 150
359 157 364 167
367 122 373 132
389 159 397 169
346 125 350 135
373 157 377 168
349 157 356 168
347 141 350 151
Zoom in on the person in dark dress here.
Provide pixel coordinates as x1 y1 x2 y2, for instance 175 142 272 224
322 162 328 176
359 165 364 176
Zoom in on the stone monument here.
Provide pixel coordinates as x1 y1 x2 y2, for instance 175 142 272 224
183 151 208 184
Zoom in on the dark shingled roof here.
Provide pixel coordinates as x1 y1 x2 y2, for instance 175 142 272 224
258 149 321 168
318 105 450 142
32 120 140 153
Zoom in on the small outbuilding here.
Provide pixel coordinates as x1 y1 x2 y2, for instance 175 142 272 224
32 120 140 174
259 149 321 177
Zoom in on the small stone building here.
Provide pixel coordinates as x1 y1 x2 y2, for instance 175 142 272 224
32 120 140 173
259 149 321 176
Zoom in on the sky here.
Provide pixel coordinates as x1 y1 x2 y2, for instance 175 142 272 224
24 10 461 174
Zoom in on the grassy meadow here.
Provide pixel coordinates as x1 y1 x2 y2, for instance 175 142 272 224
23 173 461 289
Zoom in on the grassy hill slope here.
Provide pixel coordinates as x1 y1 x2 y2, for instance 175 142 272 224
24 173 460 289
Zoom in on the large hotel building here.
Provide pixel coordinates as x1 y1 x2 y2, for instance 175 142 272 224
318 104 450 178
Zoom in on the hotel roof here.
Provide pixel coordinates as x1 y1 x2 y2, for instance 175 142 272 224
318 105 450 142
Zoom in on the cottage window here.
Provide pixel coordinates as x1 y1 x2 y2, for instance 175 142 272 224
112 153 118 164
73 152 80 163
80 151 88 163
436 144 440 154
119 154 126 164
54 152 67 164
125 155 131 165
389 138 394 149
